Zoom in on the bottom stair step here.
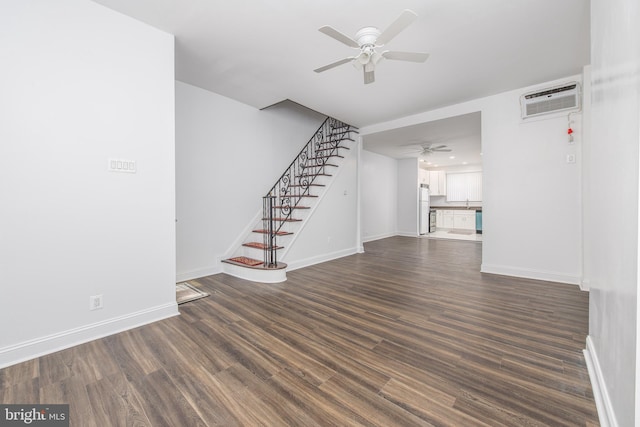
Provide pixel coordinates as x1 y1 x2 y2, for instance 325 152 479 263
222 256 287 270
226 256 263 266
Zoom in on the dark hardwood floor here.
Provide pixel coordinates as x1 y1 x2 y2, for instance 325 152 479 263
0 237 599 426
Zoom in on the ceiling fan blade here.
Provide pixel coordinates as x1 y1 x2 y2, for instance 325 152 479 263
430 145 448 149
382 51 430 62
364 69 375 84
314 57 355 73
433 148 452 152
318 26 359 48
376 9 418 45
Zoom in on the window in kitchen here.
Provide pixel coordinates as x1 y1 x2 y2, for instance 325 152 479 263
446 171 482 202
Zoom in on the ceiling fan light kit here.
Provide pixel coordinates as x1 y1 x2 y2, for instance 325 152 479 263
314 9 430 84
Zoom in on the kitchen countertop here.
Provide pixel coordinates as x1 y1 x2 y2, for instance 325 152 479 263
431 206 482 211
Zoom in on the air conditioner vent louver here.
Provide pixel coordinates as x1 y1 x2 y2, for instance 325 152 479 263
520 82 580 119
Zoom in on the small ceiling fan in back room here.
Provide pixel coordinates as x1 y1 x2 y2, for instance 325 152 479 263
402 142 452 157
314 9 430 84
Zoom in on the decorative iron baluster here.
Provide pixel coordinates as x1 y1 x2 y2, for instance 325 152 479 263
262 117 358 267
262 194 277 267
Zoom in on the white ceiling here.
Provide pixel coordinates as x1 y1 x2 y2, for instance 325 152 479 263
363 112 482 168
92 0 590 128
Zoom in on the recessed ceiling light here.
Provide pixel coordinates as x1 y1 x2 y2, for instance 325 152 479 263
420 159 425 162
449 156 455 159
426 162 432 165
434 164 439 167
462 161 468 165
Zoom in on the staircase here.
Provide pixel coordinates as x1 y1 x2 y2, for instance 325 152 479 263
221 116 358 283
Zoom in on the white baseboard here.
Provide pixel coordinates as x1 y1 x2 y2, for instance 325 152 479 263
363 232 397 243
584 336 617 427
396 231 419 238
176 265 222 282
580 278 590 292
0 302 179 369
285 247 358 272
480 263 581 285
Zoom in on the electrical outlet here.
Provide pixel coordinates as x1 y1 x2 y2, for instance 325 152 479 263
89 295 103 311
566 154 576 164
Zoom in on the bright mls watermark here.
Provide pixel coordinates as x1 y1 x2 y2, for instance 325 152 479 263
0 405 69 426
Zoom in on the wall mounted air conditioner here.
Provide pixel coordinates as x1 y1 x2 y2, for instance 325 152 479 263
520 82 581 119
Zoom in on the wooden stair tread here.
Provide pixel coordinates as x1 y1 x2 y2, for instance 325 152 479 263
297 173 332 178
223 256 262 266
331 124 358 131
242 242 283 250
304 163 339 167
222 257 287 270
308 155 344 160
321 137 355 142
262 217 302 222
253 229 293 236
273 205 310 209
316 144 351 150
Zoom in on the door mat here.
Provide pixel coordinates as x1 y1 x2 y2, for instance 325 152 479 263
176 282 209 305
448 230 475 235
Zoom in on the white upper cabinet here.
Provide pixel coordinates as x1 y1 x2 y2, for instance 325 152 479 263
428 171 446 196
446 172 482 202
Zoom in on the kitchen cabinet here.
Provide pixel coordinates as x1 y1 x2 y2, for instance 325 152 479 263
435 209 477 231
428 171 446 196
435 210 444 228
443 210 454 228
453 211 476 230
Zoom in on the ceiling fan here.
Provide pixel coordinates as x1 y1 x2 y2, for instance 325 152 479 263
314 9 430 84
405 143 452 156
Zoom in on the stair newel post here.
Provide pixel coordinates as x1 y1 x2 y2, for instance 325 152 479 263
262 196 268 267
262 194 276 267
268 194 277 267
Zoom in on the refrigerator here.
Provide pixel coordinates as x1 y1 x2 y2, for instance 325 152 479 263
419 185 430 235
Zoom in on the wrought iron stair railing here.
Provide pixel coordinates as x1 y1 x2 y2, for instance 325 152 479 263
262 117 357 267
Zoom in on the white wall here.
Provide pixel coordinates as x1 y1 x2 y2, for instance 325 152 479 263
361 150 398 242
176 82 336 280
397 158 419 236
584 0 640 425
361 75 583 285
284 150 358 269
0 0 177 367
481 85 581 284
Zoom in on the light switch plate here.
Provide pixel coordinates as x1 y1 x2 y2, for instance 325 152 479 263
108 158 136 173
